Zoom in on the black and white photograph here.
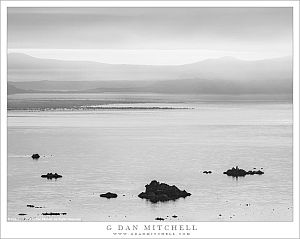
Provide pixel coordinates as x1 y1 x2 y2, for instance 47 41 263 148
1 1 299 238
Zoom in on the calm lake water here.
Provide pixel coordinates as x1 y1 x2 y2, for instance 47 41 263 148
7 96 293 221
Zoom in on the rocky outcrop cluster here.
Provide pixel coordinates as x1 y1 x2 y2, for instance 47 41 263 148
223 166 264 177
138 180 191 203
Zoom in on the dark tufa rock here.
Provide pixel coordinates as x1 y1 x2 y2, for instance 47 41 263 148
42 212 67 216
138 180 191 203
172 215 178 218
31 154 40 159
247 170 264 175
27 204 35 208
155 217 165 221
41 173 62 179
223 166 247 177
100 192 118 199
203 171 212 174
223 166 264 177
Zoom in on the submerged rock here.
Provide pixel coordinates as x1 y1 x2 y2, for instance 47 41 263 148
100 192 118 198
31 154 40 159
223 166 264 177
41 173 62 179
138 180 191 203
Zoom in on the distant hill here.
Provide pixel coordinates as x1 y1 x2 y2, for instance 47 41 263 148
8 53 292 96
7 84 30 95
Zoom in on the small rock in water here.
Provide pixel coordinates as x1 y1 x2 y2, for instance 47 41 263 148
31 154 40 159
172 215 178 218
203 171 212 174
223 166 247 177
155 217 165 221
138 180 191 203
42 212 67 216
18 213 27 216
223 166 264 177
247 170 264 175
27 204 35 208
100 192 118 198
41 173 62 179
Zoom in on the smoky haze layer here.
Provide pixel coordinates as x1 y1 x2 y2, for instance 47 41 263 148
8 53 292 97
8 8 292 57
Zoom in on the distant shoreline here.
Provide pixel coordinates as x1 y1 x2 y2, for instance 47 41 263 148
7 100 293 112
7 106 194 112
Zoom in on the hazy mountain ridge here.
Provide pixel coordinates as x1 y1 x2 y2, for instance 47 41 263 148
8 53 292 96
7 84 29 94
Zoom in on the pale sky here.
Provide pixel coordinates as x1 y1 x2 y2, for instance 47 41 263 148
8 7 293 65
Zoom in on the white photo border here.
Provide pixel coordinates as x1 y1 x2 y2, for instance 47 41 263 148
1 1 299 238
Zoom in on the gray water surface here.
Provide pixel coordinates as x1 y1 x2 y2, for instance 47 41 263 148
7 101 293 221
